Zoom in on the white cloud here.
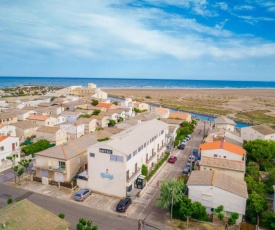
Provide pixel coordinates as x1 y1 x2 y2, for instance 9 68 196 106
216 2 228 11
234 5 254 11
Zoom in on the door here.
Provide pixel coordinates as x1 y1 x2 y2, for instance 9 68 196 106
12 143 16 151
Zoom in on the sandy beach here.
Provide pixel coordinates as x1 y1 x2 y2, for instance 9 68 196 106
104 88 275 125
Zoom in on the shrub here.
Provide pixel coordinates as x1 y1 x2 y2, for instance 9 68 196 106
7 198 13 204
261 212 275 230
97 137 110 142
141 164 148 177
22 139 51 156
218 213 224 220
146 153 170 181
58 213 65 219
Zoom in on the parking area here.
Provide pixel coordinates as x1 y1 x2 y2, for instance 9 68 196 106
0 120 210 224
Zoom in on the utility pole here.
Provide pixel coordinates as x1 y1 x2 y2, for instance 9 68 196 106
203 121 206 137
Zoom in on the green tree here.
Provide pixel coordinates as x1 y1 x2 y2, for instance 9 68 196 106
13 166 24 184
246 191 268 226
218 213 224 221
261 212 275 230
215 205 224 213
191 201 208 221
227 212 239 226
76 218 98 230
22 139 51 156
245 175 266 195
91 99 99 106
141 164 148 177
118 117 124 122
112 101 118 105
108 119 116 127
92 110 101 116
156 178 185 220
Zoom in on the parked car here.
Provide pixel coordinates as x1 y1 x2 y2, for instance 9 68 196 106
168 156 177 163
188 155 196 162
182 167 191 175
185 136 190 141
74 189 92 201
186 162 192 168
116 198 132 212
181 140 187 145
178 143 185 150
192 148 198 156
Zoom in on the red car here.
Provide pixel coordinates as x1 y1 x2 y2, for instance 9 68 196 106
168 156 177 163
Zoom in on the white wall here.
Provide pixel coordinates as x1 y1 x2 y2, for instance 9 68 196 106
241 126 275 141
0 137 20 172
216 124 235 132
188 185 246 222
0 125 16 136
201 149 244 162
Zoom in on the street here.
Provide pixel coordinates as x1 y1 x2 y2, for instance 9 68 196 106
0 120 210 230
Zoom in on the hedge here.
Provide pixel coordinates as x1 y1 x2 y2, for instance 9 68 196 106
146 153 170 181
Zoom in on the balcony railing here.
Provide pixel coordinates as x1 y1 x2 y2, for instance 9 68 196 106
35 164 67 174
146 152 156 163
126 167 140 183
157 145 166 152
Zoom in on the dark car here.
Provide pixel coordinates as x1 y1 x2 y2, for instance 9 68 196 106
178 143 185 150
182 167 191 175
116 198 132 212
74 189 92 201
186 162 192 168
168 156 177 163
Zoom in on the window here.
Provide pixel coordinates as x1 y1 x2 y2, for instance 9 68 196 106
127 154 132 161
223 156 226 158
133 150 137 157
90 153 95 157
110 155 124 162
59 161 65 168
0 146 4 151
213 154 217 157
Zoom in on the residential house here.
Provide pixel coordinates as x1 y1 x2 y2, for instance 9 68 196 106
51 85 82 97
0 112 17 125
0 124 16 136
169 112 192 122
133 101 150 111
214 116 236 132
153 108 170 118
70 83 108 99
51 115 66 125
77 118 98 134
9 109 37 121
60 121 85 140
206 129 243 147
200 141 246 162
107 108 127 121
241 124 275 141
120 98 133 107
118 107 134 119
36 126 67 146
60 111 83 123
92 114 110 128
199 156 245 180
35 134 98 182
83 119 169 197
0 199 70 230
0 100 8 107
26 115 57 127
187 170 248 223
11 121 39 140
96 102 117 111
0 136 20 172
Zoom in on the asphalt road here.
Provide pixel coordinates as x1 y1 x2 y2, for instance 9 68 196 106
0 183 141 230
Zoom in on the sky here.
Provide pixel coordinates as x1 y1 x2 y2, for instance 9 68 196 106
0 0 275 81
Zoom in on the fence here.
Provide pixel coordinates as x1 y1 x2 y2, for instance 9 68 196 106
33 176 77 189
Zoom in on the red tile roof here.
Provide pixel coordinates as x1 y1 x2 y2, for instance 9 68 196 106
96 103 113 108
169 112 190 120
0 136 8 142
200 141 246 156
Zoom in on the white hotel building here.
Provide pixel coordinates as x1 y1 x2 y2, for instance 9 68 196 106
85 119 169 197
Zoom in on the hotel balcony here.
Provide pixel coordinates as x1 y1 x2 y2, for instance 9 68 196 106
126 167 140 183
35 164 67 174
146 152 156 164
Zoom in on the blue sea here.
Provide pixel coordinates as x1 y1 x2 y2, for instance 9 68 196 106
0 76 275 89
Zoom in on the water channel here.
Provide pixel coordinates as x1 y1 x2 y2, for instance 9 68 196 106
108 96 250 128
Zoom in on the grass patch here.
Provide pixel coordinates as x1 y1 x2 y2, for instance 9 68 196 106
235 110 275 125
